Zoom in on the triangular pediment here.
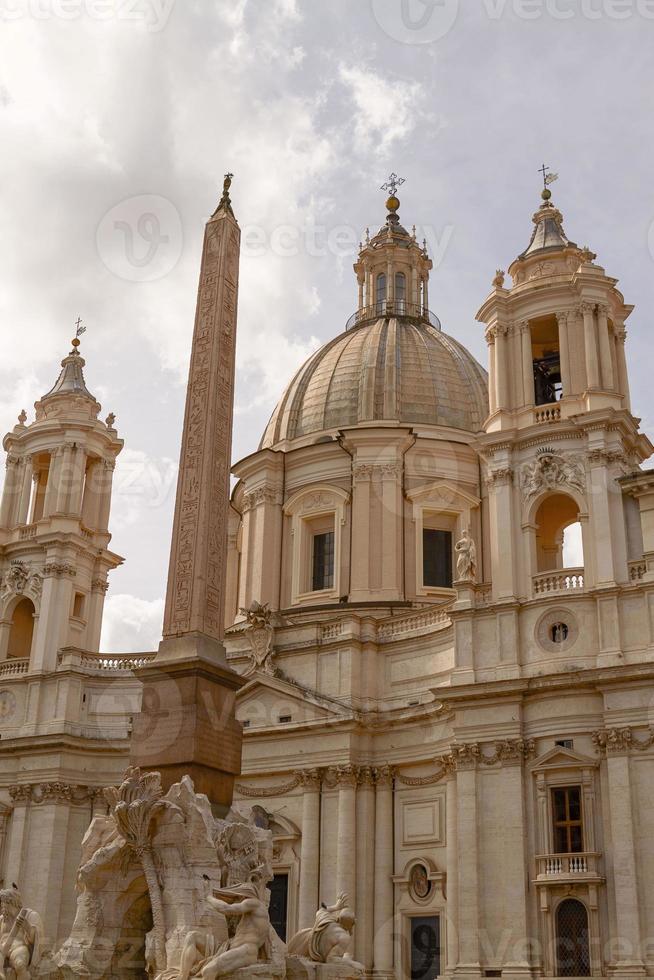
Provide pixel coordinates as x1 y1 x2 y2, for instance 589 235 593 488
236 673 349 729
530 745 598 772
407 480 481 509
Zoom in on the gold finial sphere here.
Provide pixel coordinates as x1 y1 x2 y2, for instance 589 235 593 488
71 337 81 348
541 187 552 201
386 194 400 212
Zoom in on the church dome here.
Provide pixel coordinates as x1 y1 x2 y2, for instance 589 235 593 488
260 315 489 448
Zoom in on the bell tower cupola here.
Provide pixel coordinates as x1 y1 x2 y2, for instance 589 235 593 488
477 172 633 432
0 331 124 671
352 173 434 326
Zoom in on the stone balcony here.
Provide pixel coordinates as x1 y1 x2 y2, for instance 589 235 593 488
532 567 585 597
535 851 603 884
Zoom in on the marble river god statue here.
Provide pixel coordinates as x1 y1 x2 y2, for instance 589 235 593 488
287 894 364 975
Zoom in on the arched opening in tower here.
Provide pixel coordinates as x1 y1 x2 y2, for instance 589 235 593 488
530 315 562 406
7 596 36 660
534 493 583 573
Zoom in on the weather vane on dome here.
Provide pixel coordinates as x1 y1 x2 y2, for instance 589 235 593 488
71 316 86 350
381 172 405 197
538 164 558 200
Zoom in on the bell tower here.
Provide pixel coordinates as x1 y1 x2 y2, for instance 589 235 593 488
0 335 123 672
474 176 652 632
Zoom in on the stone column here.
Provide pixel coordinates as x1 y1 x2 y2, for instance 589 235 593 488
43 448 62 518
488 334 497 414
55 444 73 515
26 784 75 942
68 445 87 516
131 180 244 807
615 325 631 410
355 767 376 970
597 304 614 390
454 746 482 978
335 766 357 904
380 463 403 598
520 321 534 407
4 785 32 893
0 454 21 527
487 468 516 601
495 325 509 411
86 579 109 652
297 769 321 930
445 771 459 977
605 747 645 976
499 754 532 980
350 465 372 600
357 277 364 310
239 486 282 610
581 303 600 390
556 311 571 397
423 276 429 314
373 765 395 977
17 455 33 525
30 562 76 671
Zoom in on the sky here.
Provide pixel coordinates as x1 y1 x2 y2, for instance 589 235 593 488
1 0 653 651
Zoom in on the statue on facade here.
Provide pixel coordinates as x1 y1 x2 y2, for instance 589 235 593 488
521 451 585 499
239 601 277 677
0 887 44 979
287 894 363 970
455 528 477 583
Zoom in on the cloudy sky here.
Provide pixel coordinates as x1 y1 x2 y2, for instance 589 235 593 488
1 0 653 651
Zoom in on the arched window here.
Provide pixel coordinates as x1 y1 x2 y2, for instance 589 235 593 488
395 272 406 312
556 899 590 977
535 493 583 573
7 596 35 660
376 273 387 313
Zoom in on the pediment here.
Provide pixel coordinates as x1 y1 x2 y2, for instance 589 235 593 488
530 745 599 772
407 481 481 510
236 674 347 729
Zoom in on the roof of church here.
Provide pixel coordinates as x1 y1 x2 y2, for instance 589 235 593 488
260 316 489 448
42 343 95 402
518 197 577 260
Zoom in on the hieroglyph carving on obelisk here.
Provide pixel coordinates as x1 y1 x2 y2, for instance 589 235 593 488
163 177 240 643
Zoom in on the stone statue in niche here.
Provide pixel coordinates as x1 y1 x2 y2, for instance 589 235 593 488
0 886 44 979
287 894 364 972
455 528 477 583
239 601 277 677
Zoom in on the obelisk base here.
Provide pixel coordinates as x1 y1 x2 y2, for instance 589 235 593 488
130 633 244 811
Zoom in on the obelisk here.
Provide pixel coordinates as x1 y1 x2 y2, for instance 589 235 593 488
130 176 244 809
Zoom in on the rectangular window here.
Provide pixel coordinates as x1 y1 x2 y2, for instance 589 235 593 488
423 529 453 588
552 786 584 853
312 531 335 591
411 916 441 980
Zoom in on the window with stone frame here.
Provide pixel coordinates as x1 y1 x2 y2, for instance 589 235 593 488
551 785 584 853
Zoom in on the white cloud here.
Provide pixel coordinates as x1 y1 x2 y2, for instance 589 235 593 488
101 593 164 653
338 64 427 153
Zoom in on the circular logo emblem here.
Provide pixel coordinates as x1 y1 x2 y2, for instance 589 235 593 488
96 194 183 283
371 0 459 44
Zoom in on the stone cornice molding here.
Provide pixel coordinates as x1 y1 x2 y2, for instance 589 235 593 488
592 727 654 756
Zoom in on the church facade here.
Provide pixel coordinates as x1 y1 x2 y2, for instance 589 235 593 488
2 180 654 980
